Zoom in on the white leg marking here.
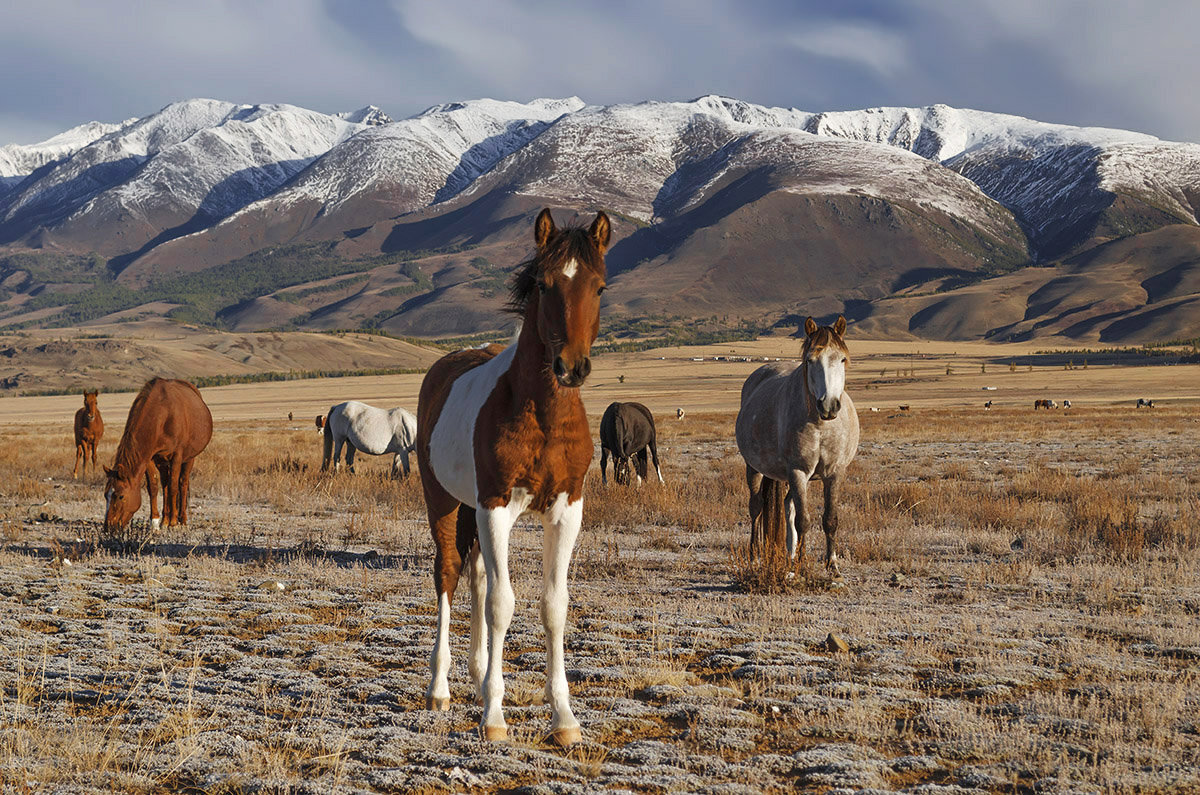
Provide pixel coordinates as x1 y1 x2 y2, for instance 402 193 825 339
426 591 452 709
476 488 529 738
785 493 798 559
541 493 583 741
466 544 487 702
150 516 161 531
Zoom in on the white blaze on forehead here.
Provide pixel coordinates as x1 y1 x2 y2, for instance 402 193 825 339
561 258 578 280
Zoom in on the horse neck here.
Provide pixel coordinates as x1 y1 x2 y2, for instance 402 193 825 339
506 308 583 424
113 405 154 481
792 359 819 424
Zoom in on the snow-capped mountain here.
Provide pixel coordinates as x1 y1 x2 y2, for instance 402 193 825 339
2 95 1198 343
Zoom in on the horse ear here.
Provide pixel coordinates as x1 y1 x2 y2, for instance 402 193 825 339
804 316 819 337
103 465 113 477
589 211 611 252
534 208 556 249
833 315 847 336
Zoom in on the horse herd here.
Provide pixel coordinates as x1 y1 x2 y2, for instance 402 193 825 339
66 209 861 746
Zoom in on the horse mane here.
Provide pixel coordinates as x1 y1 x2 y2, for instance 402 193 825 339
506 226 605 316
802 326 850 361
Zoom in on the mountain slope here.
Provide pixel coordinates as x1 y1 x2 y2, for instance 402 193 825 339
2 96 1199 343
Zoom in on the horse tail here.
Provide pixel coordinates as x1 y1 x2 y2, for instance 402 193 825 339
761 477 787 556
321 416 333 471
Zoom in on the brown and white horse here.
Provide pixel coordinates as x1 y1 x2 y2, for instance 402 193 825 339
736 316 860 575
72 391 104 478
416 208 609 746
103 378 213 531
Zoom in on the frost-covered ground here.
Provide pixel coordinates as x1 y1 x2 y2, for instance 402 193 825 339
0 409 1197 793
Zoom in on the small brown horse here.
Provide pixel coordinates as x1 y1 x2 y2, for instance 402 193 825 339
72 391 104 478
103 378 212 531
417 208 608 746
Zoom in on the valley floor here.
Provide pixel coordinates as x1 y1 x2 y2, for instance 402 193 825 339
0 407 1196 793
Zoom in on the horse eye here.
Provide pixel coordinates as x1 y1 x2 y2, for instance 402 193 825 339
597 286 606 296
538 282 549 294
841 357 847 364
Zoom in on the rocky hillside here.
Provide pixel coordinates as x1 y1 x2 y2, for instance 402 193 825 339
2 96 1198 343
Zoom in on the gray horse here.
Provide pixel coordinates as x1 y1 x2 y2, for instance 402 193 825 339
735 316 860 576
322 400 417 478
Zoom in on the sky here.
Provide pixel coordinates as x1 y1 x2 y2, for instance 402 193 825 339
1 0 1196 145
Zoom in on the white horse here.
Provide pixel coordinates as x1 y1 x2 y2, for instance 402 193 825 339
321 400 417 478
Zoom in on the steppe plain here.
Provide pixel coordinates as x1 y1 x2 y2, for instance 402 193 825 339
0 335 1197 793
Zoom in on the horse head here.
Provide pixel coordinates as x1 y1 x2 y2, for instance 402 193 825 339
102 464 142 529
83 391 99 422
510 208 609 388
802 315 850 421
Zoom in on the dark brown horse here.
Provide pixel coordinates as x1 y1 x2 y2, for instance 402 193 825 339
599 401 664 485
103 378 212 531
72 391 104 478
417 208 609 746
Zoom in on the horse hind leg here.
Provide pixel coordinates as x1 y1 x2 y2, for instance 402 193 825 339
89 440 98 475
427 498 467 711
178 460 193 525
649 438 664 484
786 471 811 565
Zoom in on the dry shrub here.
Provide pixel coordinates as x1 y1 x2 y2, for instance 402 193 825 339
1065 494 1144 561
727 541 802 594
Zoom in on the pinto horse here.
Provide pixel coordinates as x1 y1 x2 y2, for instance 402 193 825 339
599 401 664 485
736 316 860 576
72 391 104 478
104 378 212 531
417 208 609 746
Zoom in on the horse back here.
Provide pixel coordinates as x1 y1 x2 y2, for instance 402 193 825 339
131 379 213 461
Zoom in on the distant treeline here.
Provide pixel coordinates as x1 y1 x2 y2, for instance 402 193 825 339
8 365 428 397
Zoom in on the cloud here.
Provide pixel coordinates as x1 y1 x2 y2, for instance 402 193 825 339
787 22 910 78
0 0 1198 145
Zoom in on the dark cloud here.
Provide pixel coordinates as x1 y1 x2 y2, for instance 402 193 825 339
1 0 1196 144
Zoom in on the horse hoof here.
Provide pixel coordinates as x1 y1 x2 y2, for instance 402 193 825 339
426 696 450 711
481 724 508 742
550 726 582 747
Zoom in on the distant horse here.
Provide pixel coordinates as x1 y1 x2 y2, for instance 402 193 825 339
984 400 993 410
736 316 860 576
1034 399 1057 410
72 391 104 478
321 401 416 478
676 407 685 421
1062 399 1072 409
315 414 326 433
417 208 609 746
599 401 664 485
1137 398 1155 409
288 411 294 422
103 379 212 531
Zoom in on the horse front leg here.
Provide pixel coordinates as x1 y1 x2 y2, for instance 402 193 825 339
745 465 763 559
476 501 519 741
90 440 98 473
823 474 843 580
540 493 583 746
786 471 811 565
146 466 162 530
73 443 83 479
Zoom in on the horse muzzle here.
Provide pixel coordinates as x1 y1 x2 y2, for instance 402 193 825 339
553 355 591 388
818 397 841 421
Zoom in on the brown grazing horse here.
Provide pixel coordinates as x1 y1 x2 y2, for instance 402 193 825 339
103 378 212 531
72 391 104 478
417 208 609 746
736 316 859 575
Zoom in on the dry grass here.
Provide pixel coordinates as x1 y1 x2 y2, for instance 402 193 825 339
0 405 1197 792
